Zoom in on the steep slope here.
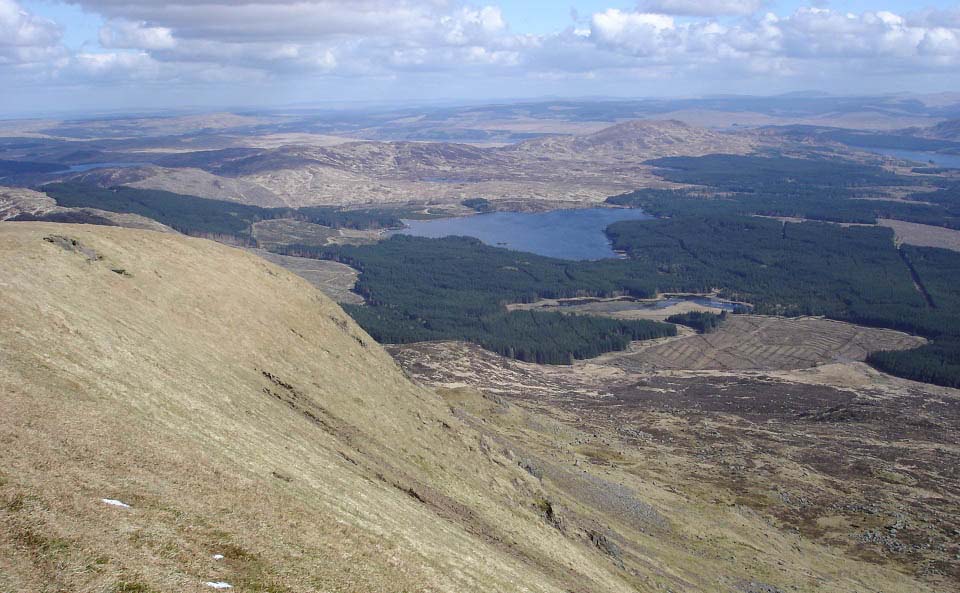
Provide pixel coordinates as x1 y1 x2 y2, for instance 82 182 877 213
0 223 946 593
0 223 632 593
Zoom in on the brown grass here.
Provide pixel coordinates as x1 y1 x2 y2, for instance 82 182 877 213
601 315 926 371
0 222 634 593
393 340 960 593
879 218 960 252
1 222 950 593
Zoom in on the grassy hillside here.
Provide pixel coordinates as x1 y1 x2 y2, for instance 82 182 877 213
0 223 628 593
0 223 942 593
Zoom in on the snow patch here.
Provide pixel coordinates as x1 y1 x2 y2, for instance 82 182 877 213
212 554 224 560
101 498 131 508
205 582 232 589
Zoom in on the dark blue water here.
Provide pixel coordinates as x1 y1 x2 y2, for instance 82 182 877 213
396 208 654 260
555 295 749 312
66 162 145 173
869 148 960 169
0 161 145 181
646 296 745 312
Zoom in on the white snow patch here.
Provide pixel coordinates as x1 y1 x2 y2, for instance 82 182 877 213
212 554 225 560
101 498 131 508
205 582 232 589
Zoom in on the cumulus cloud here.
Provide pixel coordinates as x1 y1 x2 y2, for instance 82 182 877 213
99 20 176 50
45 1 960 83
583 6 960 75
6 0 960 106
67 1 446 42
64 0 521 78
639 0 765 17
0 0 64 67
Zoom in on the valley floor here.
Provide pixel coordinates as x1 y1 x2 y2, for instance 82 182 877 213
389 336 960 591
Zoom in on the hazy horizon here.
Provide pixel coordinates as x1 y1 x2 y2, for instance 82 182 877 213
4 89 955 121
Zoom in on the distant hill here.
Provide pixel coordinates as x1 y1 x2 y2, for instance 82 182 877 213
107 119 756 207
505 119 754 159
922 119 960 141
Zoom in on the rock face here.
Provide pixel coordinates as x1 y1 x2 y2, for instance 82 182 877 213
0 222 637 593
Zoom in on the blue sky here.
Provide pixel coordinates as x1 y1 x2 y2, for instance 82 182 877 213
501 1 960 32
25 1 960 44
4 1 960 115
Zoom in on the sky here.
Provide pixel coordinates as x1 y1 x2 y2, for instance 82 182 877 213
3 0 960 116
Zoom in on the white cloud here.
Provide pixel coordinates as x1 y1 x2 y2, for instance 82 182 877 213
0 0 61 46
66 1 444 42
100 20 176 50
590 10 676 58
6 1 960 108
59 1 521 77
442 6 507 45
72 50 159 79
0 0 64 68
639 0 765 17
583 6 960 75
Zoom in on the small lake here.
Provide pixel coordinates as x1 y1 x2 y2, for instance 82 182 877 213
642 296 746 312
869 148 960 169
395 207 653 260
552 295 749 313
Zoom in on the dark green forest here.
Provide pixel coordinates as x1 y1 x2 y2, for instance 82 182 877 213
608 186 960 229
603 155 960 387
666 311 727 334
865 246 960 387
41 182 407 242
609 156 960 230
307 215 960 383
462 198 494 212
280 210 952 371
604 215 927 321
0 159 68 176
10 210 117 226
644 154 903 191
279 235 676 364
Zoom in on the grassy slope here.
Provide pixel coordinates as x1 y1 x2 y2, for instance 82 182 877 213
0 223 626 593
0 223 940 593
